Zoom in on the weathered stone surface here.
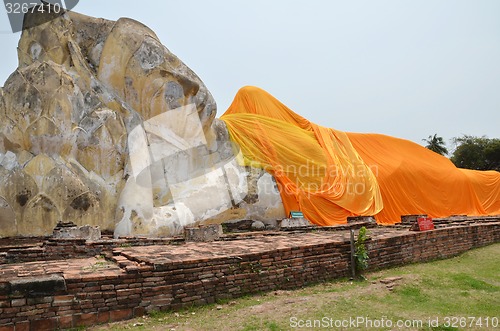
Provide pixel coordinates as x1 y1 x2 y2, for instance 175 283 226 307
184 224 223 242
401 214 427 225
251 221 266 230
53 224 101 241
347 216 376 224
0 8 285 238
0 196 16 237
279 218 314 229
8 274 66 296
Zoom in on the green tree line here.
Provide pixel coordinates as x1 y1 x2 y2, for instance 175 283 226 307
423 134 500 172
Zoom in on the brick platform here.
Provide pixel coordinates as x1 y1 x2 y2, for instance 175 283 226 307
0 221 499 330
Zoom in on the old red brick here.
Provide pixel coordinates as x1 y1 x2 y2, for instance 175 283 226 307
73 312 97 327
93 311 108 325
30 318 57 331
109 309 133 322
10 299 25 307
133 306 146 317
57 315 73 329
13 321 29 331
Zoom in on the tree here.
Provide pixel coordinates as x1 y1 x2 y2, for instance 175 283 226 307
451 135 500 171
423 134 448 156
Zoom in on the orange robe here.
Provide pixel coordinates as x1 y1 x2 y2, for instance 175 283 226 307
221 86 500 225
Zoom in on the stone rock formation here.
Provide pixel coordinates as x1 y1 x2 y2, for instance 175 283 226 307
0 8 285 238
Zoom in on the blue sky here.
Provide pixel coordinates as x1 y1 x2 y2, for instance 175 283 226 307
1 0 499 147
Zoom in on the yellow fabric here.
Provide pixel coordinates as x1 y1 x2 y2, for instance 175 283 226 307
221 86 500 225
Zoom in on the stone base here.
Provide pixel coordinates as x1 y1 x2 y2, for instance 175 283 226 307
221 219 277 232
448 215 468 221
347 216 376 224
279 217 313 229
0 221 499 329
401 214 427 225
52 224 101 241
184 224 223 242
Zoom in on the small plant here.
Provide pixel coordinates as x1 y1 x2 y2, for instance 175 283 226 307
83 256 112 272
354 226 369 273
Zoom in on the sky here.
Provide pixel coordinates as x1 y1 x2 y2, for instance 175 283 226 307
1 0 499 148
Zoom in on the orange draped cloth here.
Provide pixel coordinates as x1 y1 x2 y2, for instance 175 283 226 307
221 86 500 225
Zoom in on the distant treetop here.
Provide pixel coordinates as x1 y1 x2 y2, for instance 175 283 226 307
451 135 500 171
423 134 448 156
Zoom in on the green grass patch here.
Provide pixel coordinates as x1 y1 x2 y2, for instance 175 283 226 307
450 273 499 292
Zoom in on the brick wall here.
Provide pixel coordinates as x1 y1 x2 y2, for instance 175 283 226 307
0 222 499 330
367 223 500 269
1 238 180 265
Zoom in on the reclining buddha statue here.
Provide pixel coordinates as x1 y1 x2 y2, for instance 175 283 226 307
222 86 500 225
0 8 499 238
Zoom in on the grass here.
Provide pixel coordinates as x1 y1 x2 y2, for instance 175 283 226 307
89 243 500 331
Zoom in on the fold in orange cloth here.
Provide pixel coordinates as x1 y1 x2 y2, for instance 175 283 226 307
221 86 500 225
